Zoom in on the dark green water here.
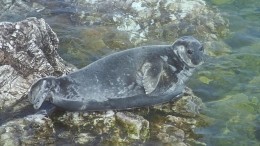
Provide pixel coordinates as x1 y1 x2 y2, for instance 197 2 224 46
188 0 260 145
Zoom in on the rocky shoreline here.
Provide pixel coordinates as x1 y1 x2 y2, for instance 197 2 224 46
0 17 205 146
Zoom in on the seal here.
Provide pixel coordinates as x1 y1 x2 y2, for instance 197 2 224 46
28 36 204 111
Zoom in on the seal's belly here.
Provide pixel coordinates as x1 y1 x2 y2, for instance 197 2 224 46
81 75 145 101
58 67 145 103
53 92 179 111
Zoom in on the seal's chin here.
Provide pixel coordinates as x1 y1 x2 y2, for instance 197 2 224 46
189 61 204 68
184 60 201 68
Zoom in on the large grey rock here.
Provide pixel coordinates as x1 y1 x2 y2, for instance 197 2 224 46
66 0 228 44
0 17 76 145
0 17 76 110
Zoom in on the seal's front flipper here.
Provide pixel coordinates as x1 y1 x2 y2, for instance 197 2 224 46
141 62 163 94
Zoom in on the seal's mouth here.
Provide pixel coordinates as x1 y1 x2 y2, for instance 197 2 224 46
191 57 204 67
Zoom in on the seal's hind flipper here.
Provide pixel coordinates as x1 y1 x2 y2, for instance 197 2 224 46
141 62 163 94
28 77 56 109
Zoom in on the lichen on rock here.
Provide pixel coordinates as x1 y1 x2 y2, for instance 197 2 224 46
115 112 149 141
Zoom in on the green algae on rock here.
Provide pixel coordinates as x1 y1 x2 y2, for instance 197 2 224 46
52 89 206 145
0 114 55 146
116 112 149 141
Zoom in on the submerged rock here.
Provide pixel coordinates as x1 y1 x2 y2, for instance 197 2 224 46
1 0 229 68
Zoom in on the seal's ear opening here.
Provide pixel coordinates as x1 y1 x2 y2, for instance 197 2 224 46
28 77 54 109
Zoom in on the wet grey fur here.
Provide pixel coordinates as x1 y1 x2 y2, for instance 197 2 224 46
28 36 204 111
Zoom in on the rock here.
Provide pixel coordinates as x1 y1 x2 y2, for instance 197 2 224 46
157 124 185 143
166 115 197 133
115 112 149 141
0 17 76 145
55 111 149 144
74 133 96 145
0 0 34 21
0 17 76 111
0 65 30 109
154 88 205 117
0 114 55 146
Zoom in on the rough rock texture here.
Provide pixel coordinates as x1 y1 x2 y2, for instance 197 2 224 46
0 17 76 110
0 114 55 145
154 88 205 117
63 0 228 43
53 91 204 145
116 112 149 141
55 110 150 145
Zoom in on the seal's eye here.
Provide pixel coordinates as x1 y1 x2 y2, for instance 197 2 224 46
187 49 193 55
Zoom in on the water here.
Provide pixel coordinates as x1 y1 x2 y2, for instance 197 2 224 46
1 0 259 145
188 0 260 145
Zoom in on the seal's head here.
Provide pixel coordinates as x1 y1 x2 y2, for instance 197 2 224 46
173 36 204 68
28 77 57 109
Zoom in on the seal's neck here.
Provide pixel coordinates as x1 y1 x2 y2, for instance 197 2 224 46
165 47 187 71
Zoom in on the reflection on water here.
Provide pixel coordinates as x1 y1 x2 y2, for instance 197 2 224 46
188 0 260 145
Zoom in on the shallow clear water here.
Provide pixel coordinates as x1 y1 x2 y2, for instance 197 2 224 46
1 0 259 145
188 0 260 145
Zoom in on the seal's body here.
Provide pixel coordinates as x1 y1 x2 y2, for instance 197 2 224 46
29 36 204 111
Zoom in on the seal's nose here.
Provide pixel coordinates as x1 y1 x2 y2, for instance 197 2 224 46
192 48 204 65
